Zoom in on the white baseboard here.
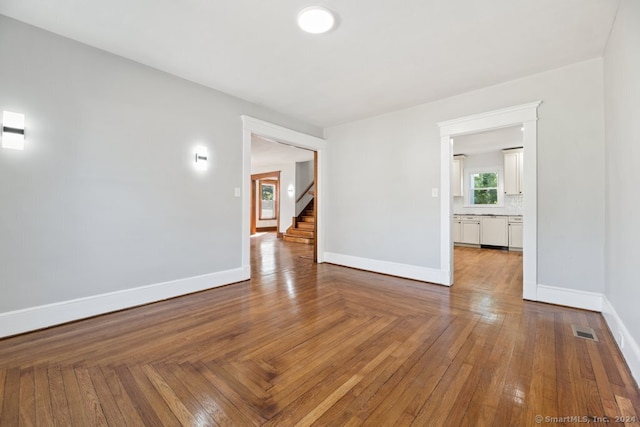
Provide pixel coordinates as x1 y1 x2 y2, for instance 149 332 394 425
536 284 604 311
0 267 246 339
602 297 640 387
323 252 448 285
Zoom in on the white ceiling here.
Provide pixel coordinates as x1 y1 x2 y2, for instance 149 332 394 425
453 125 523 155
251 135 314 168
0 0 620 128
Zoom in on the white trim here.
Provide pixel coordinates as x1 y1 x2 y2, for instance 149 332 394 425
437 101 541 297
0 268 245 338
536 284 603 311
324 252 449 285
437 101 541 135
241 116 327 267
602 297 640 386
241 116 327 151
440 135 453 285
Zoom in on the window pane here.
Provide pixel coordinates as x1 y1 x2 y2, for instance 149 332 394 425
260 182 277 220
262 185 274 201
473 172 498 189
473 189 498 205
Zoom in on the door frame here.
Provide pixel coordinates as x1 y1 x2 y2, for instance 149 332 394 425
437 101 541 300
241 116 327 279
251 171 281 235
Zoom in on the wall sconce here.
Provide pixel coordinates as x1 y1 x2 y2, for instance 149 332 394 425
2 111 25 150
194 145 208 171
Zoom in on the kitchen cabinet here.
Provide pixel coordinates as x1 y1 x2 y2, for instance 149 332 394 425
453 215 480 245
481 216 508 246
503 148 523 195
508 216 523 249
453 217 462 243
452 155 465 197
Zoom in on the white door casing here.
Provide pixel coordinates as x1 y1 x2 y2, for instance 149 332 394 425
241 116 327 278
437 101 541 300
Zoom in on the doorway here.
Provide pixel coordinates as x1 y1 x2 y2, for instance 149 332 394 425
451 125 524 296
241 116 327 280
437 101 541 301
251 171 281 235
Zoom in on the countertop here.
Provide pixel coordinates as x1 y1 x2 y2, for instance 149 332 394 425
454 213 522 217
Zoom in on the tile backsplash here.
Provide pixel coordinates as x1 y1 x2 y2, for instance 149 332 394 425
454 194 524 216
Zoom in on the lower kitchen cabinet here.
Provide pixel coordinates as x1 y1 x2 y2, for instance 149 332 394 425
455 215 522 248
453 219 462 243
453 215 480 245
508 216 523 249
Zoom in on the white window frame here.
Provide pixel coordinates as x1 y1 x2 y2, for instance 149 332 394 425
464 166 504 207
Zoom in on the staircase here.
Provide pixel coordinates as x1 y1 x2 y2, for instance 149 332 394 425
283 200 315 245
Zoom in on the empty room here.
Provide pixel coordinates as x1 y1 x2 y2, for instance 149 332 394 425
1 0 639 425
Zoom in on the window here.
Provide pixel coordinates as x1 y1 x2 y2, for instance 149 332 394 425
259 180 278 220
468 170 502 206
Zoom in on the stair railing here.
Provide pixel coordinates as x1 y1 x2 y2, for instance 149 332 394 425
295 181 314 217
296 181 315 204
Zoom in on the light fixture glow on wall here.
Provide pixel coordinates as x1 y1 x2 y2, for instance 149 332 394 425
297 6 335 34
2 111 25 150
194 146 208 171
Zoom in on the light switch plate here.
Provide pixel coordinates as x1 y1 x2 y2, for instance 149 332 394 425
432 188 439 197
234 187 241 197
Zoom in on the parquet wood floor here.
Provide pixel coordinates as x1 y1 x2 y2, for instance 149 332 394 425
0 233 638 426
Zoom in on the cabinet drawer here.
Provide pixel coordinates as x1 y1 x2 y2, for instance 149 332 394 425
508 216 523 223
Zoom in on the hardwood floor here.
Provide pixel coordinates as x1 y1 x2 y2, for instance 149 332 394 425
0 234 638 426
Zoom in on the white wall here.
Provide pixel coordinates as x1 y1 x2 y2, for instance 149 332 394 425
252 163 296 234
295 160 314 215
295 160 314 198
453 151 524 216
603 0 640 381
0 16 319 317
325 59 605 293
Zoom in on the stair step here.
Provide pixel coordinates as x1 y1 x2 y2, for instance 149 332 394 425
300 216 315 222
283 235 314 245
297 222 315 230
287 228 314 238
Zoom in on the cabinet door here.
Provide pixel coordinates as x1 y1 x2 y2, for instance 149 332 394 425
453 221 462 243
504 150 522 195
481 217 508 246
509 223 523 248
461 222 480 245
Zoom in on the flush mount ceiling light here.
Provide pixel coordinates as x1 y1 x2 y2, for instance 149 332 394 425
297 6 335 34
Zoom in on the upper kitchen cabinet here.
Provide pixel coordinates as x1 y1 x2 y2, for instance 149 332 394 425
503 148 523 195
452 155 465 197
